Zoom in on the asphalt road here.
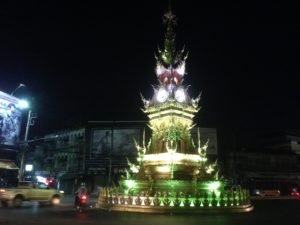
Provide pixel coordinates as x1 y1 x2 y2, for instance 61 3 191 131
0 197 299 225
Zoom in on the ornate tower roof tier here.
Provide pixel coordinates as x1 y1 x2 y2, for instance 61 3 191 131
140 99 201 180
144 99 198 121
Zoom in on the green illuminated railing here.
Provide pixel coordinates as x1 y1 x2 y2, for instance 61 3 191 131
98 187 251 208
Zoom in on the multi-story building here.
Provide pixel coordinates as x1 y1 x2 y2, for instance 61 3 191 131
29 128 85 193
32 122 218 194
224 129 300 193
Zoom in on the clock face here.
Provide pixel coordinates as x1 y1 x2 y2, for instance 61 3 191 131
157 88 169 103
175 89 186 102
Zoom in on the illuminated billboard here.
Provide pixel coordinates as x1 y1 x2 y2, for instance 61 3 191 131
91 129 112 158
90 128 141 158
112 128 140 155
0 91 23 146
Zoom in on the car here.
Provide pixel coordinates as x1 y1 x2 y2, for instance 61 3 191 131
258 189 280 197
0 181 64 207
250 189 261 196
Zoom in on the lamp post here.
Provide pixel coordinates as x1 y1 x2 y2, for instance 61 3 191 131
10 85 34 181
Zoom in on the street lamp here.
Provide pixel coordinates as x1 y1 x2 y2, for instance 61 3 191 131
11 83 26 96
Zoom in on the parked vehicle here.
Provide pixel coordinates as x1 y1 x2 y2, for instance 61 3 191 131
258 189 280 197
250 189 261 196
0 181 64 207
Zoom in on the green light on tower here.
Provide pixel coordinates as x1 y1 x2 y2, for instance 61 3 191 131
125 180 136 189
207 181 221 192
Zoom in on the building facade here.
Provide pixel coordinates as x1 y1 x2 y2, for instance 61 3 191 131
32 122 218 194
224 130 300 193
29 129 85 193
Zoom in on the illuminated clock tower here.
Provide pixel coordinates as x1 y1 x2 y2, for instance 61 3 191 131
98 5 253 213
138 9 209 180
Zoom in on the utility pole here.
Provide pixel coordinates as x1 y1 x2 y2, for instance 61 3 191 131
19 110 36 181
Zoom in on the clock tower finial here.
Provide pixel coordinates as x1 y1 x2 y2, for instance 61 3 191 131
161 1 177 66
153 3 188 95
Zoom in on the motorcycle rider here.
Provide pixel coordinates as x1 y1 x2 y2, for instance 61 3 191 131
74 182 88 207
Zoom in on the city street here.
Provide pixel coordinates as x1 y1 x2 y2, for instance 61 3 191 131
0 196 299 225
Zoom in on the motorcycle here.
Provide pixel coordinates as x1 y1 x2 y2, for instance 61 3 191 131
75 193 89 213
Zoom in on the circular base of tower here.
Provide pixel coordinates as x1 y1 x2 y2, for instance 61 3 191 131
97 202 254 214
96 190 254 214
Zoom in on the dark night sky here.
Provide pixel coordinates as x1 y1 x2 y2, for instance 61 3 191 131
1 1 300 137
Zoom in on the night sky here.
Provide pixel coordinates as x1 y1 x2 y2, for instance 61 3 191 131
1 1 300 137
